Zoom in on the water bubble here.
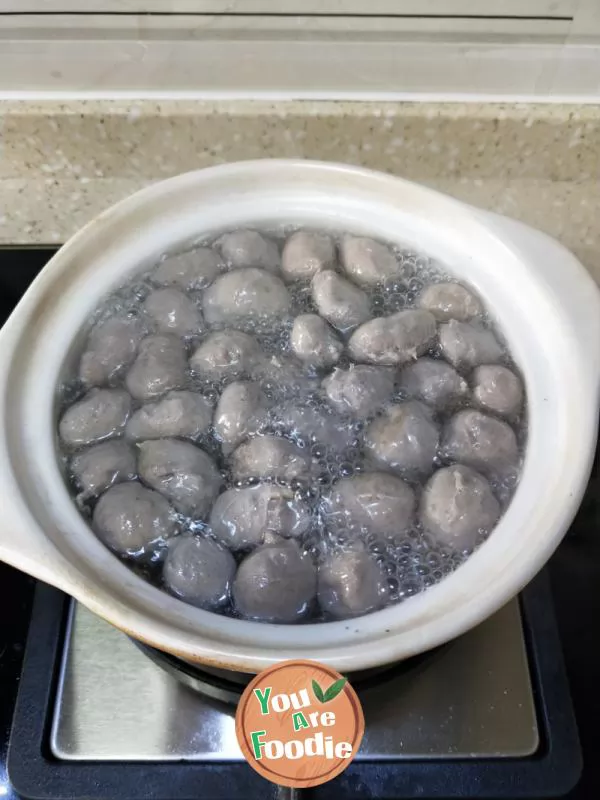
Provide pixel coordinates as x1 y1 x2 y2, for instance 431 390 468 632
425 552 441 568
399 581 420 599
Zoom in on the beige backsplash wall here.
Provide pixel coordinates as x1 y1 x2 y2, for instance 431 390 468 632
1 100 598 282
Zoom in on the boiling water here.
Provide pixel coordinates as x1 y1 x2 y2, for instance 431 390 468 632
57 227 527 621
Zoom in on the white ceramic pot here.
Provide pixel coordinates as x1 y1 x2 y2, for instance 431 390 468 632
0 160 598 674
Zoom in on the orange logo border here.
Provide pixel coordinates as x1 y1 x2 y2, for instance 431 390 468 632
235 659 365 789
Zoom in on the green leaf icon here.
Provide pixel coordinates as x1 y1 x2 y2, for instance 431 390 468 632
323 677 347 702
312 679 325 703
312 677 347 703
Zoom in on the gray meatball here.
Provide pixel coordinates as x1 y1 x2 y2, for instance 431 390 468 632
322 365 395 419
439 320 503 369
214 381 268 453
281 231 335 282
400 358 468 410
318 550 389 620
79 316 144 387
153 247 221 290
322 473 414 538
142 288 203 337
365 401 439 476
340 236 401 286
231 436 313 483
215 229 280 272
59 388 131 448
202 268 290 330
233 539 316 622
472 365 523 417
93 481 176 556
311 270 371 332
420 465 500 550
162 534 236 609
210 484 311 551
138 439 221 517
126 391 212 441
442 410 519 473
418 282 482 322
290 314 343 368
190 330 262 382
125 335 187 402
71 440 136 497
348 310 436 365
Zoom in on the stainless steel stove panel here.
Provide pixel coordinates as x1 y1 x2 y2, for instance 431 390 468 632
50 600 537 761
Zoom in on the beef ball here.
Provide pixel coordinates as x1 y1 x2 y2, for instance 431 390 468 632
318 550 389 620
215 229 280 272
162 534 236 609
472 365 523 417
322 365 395 419
365 400 439 476
93 481 176 556
348 309 436 365
439 320 503 369
281 231 335 282
142 288 203 337
311 270 371 332
290 314 343 368
202 268 290 330
340 235 402 286
233 539 316 622
126 390 212 441
214 380 268 453
152 247 221 290
210 484 311 550
79 316 144 387
125 335 187 402
190 329 262 382
418 282 482 322
59 388 131 448
137 439 221 517
400 357 468 410
71 439 136 497
322 472 415 538
442 409 519 473
231 436 313 483
420 465 500 550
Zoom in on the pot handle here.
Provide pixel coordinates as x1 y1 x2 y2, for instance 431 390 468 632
476 209 600 384
0 468 76 593
0 303 79 593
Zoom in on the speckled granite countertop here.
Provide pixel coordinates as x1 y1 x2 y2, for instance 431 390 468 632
0 100 598 282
